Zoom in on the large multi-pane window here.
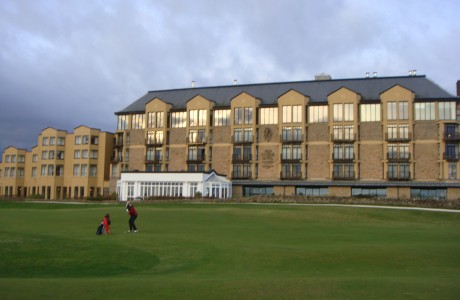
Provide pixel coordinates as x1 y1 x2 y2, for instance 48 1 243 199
188 146 205 161
148 112 164 128
332 125 354 141
352 188 387 197
189 109 207 127
260 107 278 125
333 163 354 179
233 128 242 143
282 105 302 123
414 102 435 120
213 109 231 126
281 163 302 179
439 102 456 120
448 162 457 179
282 127 302 142
188 129 206 143
243 128 253 142
296 187 328 196
146 147 162 161
410 188 446 200
444 143 459 161
360 104 381 122
388 163 410 179
309 105 328 123
333 103 353 122
117 116 128 131
387 124 409 140
146 131 164 144
387 101 408 120
233 145 252 161
232 163 251 178
171 111 187 128
131 114 145 129
234 107 253 125
281 144 301 160
387 143 409 160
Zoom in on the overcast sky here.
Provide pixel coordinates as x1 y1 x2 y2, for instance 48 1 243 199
1 0 459 156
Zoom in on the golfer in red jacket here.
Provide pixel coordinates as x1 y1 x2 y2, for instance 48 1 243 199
126 201 138 233
102 213 111 234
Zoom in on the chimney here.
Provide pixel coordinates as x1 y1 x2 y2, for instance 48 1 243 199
191 80 195 88
457 80 460 97
234 79 238 85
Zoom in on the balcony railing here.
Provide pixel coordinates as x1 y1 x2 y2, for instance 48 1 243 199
443 152 459 161
331 133 356 143
186 155 206 163
280 172 303 180
387 172 411 180
114 140 124 147
385 132 412 142
232 154 252 162
332 154 355 161
280 135 304 143
332 171 355 180
145 156 163 162
145 138 165 146
232 136 254 144
387 153 411 161
231 171 252 179
443 133 460 142
186 136 207 144
280 154 302 161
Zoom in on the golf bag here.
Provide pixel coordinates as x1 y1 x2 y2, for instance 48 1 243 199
96 223 105 235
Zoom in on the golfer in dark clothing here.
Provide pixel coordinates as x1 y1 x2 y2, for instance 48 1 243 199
126 200 138 232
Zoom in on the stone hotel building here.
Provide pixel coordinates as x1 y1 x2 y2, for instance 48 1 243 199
1 74 460 200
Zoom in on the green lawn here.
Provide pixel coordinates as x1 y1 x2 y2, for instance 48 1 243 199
0 201 459 299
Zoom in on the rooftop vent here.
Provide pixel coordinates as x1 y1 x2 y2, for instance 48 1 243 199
408 70 417 76
191 80 195 88
315 73 332 81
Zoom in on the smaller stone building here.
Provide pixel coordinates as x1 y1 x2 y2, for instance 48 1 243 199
116 170 232 200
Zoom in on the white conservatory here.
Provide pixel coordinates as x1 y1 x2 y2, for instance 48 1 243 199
117 171 232 201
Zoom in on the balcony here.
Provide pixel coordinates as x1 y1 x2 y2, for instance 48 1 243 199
280 135 303 143
232 154 252 162
114 140 124 148
385 132 412 142
280 154 302 162
145 138 165 146
186 136 207 144
332 171 355 180
331 133 356 143
280 171 303 180
232 136 254 144
387 171 411 181
145 156 163 163
443 133 460 142
186 155 206 163
332 154 355 162
387 153 411 161
443 152 459 161
231 171 252 179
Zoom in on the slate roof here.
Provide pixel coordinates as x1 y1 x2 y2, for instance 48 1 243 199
115 75 455 115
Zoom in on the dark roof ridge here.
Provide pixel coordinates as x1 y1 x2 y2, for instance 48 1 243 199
146 75 428 93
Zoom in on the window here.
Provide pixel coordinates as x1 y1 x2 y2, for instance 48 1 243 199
189 109 207 127
333 103 353 122
234 107 253 125
57 151 64 160
260 107 278 125
75 136 81 145
387 101 408 120
213 109 231 126
148 112 164 128
42 151 48 160
309 105 328 123
18 155 25 163
90 150 98 159
233 128 243 143
360 104 381 122
282 105 302 123
56 165 64 176
131 114 145 129
448 162 457 179
439 102 456 120
243 128 253 142
244 186 274 196
82 135 89 144
48 151 55 159
42 137 49 146
57 137 65 146
73 165 80 176
410 188 446 200
352 188 386 197
32 167 37 177
91 136 99 145
89 165 97 177
296 187 328 196
41 165 47 176
48 164 54 176
117 115 129 130
171 111 187 128
49 137 55 146
81 164 87 176
82 150 88 159
74 150 80 159
414 102 435 120
32 154 38 162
